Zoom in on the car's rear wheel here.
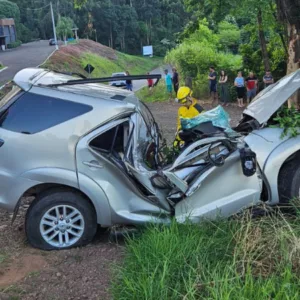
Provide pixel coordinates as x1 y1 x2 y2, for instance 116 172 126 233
278 155 300 204
25 189 97 250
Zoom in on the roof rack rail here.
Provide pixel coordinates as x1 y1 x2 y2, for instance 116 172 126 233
52 70 87 79
43 74 162 87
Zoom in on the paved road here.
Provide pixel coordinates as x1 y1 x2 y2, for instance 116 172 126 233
0 40 55 85
133 64 172 92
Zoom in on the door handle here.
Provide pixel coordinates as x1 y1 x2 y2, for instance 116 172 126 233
0 139 4 147
82 160 103 169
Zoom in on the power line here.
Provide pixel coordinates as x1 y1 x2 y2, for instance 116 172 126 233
26 3 51 11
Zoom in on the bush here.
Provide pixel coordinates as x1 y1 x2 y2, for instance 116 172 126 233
7 40 21 49
165 21 242 100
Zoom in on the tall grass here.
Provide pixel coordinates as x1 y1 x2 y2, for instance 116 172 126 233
112 210 300 299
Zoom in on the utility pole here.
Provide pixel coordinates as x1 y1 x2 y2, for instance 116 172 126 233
95 29 97 43
50 2 59 50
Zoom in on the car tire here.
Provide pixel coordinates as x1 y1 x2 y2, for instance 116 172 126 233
278 155 300 204
25 188 97 250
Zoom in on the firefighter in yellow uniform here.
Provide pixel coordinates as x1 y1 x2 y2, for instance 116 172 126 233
173 86 204 147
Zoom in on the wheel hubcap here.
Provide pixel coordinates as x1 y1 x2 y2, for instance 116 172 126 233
40 205 85 248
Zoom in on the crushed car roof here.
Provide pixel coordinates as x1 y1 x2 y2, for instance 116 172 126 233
244 69 300 124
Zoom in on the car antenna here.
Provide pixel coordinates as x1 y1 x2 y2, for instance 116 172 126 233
42 74 162 87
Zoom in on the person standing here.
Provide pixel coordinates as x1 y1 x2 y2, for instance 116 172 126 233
172 68 179 96
245 72 258 104
234 71 245 107
125 71 133 91
147 72 154 94
173 86 204 148
164 69 173 103
263 70 274 88
208 66 218 105
219 70 229 106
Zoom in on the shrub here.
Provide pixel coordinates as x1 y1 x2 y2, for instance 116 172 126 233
7 40 21 49
165 21 242 99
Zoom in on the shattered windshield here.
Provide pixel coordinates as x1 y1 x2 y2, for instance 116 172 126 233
139 101 156 129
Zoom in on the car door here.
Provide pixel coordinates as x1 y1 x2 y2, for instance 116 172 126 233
76 117 170 225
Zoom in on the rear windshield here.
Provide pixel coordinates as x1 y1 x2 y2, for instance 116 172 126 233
0 92 92 134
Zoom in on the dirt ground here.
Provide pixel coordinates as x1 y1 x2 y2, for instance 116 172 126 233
0 101 243 300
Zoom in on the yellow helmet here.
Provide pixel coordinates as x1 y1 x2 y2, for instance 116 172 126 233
177 86 192 103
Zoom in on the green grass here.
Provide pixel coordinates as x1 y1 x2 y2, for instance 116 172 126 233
136 81 172 102
80 52 163 78
112 208 300 299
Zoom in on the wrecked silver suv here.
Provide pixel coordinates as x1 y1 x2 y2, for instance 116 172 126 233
0 68 299 250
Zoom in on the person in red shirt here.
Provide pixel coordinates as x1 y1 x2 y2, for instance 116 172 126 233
147 72 154 94
245 72 258 104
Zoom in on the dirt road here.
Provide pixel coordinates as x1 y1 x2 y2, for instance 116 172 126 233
0 101 243 299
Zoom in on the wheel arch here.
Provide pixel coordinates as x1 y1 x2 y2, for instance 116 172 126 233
264 139 300 204
13 182 111 227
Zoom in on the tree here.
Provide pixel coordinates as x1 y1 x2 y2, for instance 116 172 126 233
183 0 277 72
276 0 300 74
56 17 74 44
217 21 241 53
0 0 20 20
74 0 87 8
276 0 300 107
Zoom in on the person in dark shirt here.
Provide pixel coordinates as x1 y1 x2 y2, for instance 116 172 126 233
208 66 217 105
263 70 274 88
172 68 179 95
245 72 258 104
125 71 133 91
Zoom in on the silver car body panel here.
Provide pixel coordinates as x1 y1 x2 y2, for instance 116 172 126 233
175 150 262 223
245 127 300 204
243 69 300 124
0 69 140 213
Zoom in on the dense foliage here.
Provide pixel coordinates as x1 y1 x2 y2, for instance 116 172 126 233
166 20 243 98
164 0 298 98
3 0 188 56
0 0 298 100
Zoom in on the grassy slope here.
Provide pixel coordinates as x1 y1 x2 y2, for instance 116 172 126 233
112 209 300 299
135 81 172 102
42 39 162 78
81 52 162 77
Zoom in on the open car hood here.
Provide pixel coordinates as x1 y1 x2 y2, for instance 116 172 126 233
243 69 300 125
